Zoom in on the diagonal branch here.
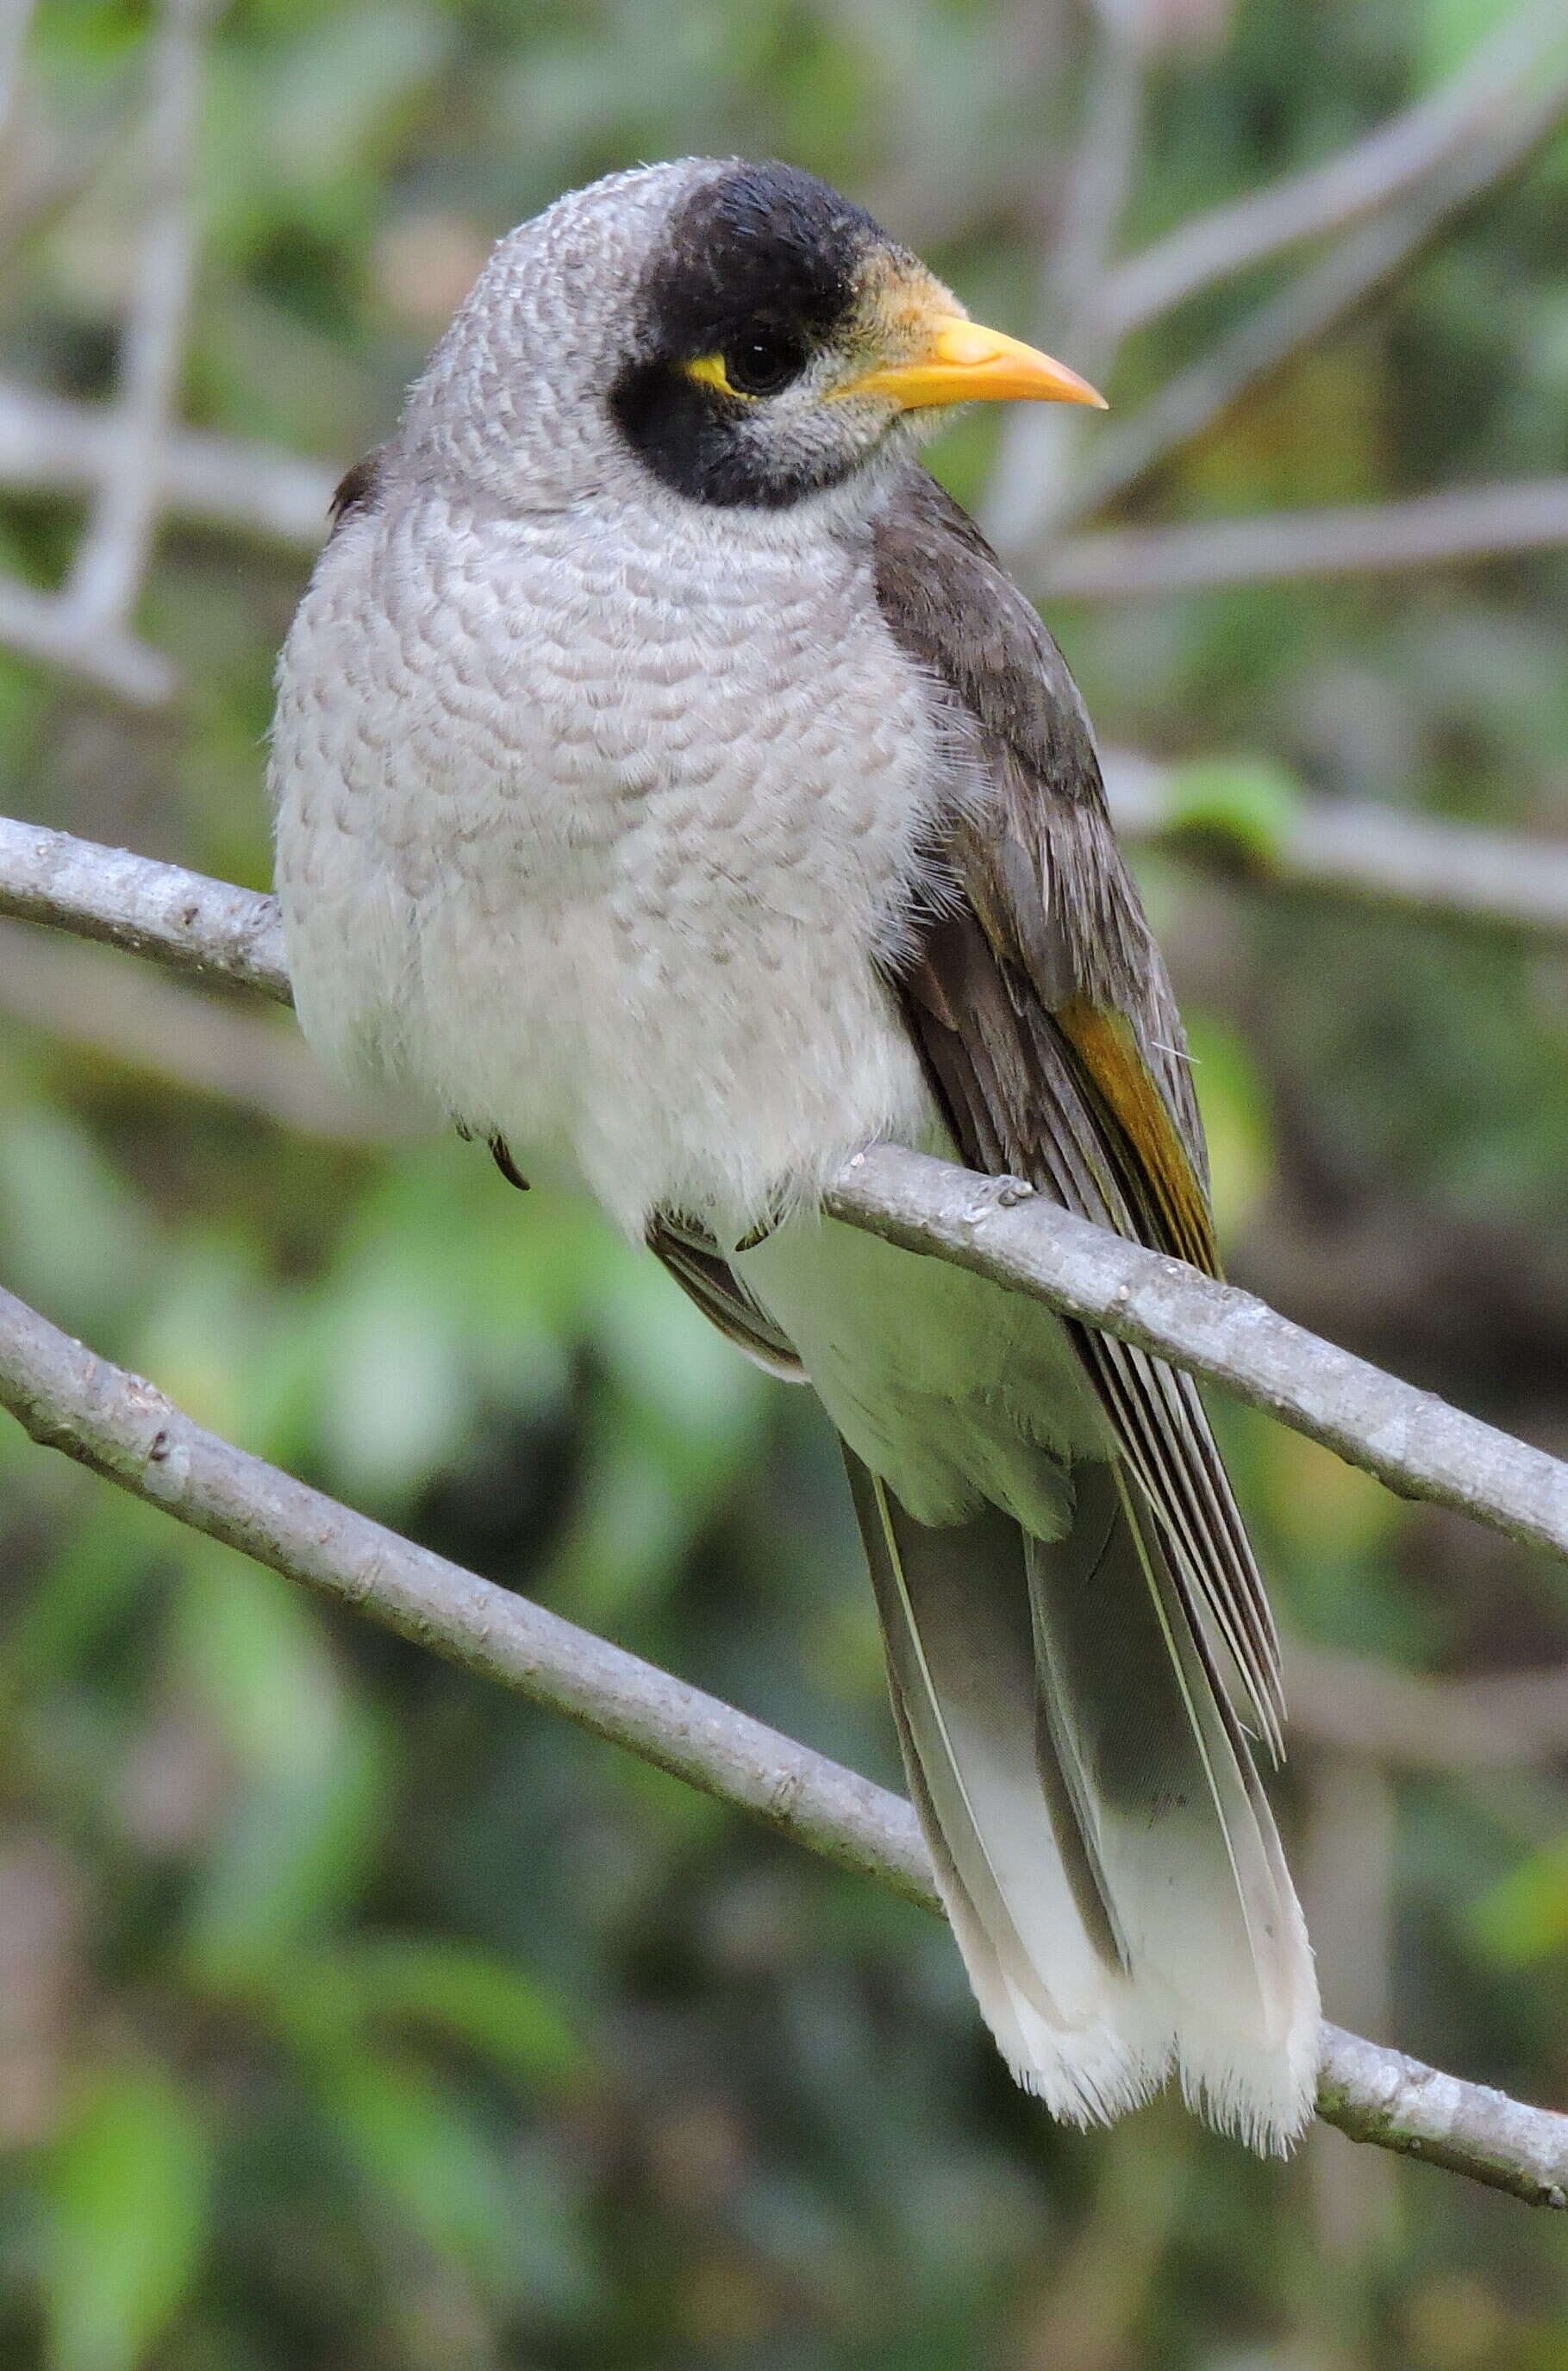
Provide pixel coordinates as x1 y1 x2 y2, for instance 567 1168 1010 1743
64 0 208 634
983 7 1145 551
1053 53 1568 535
1098 0 1568 338
0 1275 1564 2204
828 1147 1568 1561
0 816 290 998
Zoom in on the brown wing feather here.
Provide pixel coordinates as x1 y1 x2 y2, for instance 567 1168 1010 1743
873 469 1283 1748
647 1212 805 1382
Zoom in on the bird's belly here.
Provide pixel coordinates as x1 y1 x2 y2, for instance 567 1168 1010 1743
400 825 938 1239
272 491 954 1240
277 718 938 1244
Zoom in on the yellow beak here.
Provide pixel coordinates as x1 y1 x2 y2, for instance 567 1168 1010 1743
837 315 1107 412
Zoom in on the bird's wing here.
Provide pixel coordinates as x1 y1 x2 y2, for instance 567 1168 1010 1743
647 1211 806 1381
871 468 1284 1749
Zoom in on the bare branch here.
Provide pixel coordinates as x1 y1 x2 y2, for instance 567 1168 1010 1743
0 816 290 997
2 818 1564 1561
1049 56 1568 535
982 13 1145 551
0 380 339 549
0 920 387 1136
0 0 40 139
65 0 207 632
1284 1642 1568 1772
1317 2027 1565 2201
0 1275 1563 2203
1100 749 1568 941
1045 479 1568 597
0 576 175 703
1099 1 1568 337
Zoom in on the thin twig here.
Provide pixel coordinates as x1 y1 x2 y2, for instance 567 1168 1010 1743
1100 749 1568 941
1099 0 1568 337
0 380 339 549
0 577 174 704
1 820 1564 1561
826 1147 1568 1561
1045 479 1568 597
982 10 1145 552
1052 58 1568 535
65 0 207 630
0 1278 1563 2204
0 920 388 1137
0 0 40 140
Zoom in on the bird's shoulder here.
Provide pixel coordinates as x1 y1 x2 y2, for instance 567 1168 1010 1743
868 465 1103 813
328 446 388 535
866 463 1214 1256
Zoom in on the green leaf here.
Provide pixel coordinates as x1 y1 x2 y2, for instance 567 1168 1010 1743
1183 1013 1277 1241
1416 0 1519 88
282 1933 586 2092
1467 1839 1568 1969
171 1553 389 1972
1162 756 1303 866
310 2049 597 2312
42 2062 213 2371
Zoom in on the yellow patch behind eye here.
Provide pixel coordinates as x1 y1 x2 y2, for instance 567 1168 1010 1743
681 353 749 398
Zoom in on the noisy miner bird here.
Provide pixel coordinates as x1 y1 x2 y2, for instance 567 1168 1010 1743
271 159 1319 2149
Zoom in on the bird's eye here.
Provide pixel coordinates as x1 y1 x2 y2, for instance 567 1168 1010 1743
722 329 807 397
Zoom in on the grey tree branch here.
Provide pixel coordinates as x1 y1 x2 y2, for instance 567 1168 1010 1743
0 817 290 998
0 818 1563 1546
1045 479 1568 597
0 1281 1565 2205
1098 1 1568 337
826 1147 1568 1561
0 1 211 701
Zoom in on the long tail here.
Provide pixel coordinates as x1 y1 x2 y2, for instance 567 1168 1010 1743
843 1448 1319 2149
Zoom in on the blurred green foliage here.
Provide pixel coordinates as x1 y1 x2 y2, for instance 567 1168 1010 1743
0 2 1565 2366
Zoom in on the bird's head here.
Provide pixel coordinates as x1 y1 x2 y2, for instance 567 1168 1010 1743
397 159 1103 516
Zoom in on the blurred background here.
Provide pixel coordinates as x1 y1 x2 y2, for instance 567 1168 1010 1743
1 1 1565 2365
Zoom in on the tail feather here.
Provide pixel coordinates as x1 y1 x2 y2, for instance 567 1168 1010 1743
844 1445 1319 2150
